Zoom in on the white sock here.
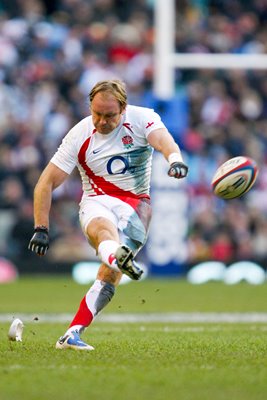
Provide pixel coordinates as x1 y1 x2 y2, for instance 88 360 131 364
65 325 84 336
98 240 120 271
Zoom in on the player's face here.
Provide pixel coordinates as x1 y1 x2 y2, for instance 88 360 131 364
90 92 125 134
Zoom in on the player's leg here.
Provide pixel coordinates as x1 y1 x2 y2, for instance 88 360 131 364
78 195 150 280
55 216 134 350
87 216 144 280
56 197 150 350
56 263 121 351
56 228 144 350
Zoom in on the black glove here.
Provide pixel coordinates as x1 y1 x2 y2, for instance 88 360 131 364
168 161 189 179
28 226 49 256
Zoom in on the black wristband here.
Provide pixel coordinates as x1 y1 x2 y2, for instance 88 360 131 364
34 226 49 234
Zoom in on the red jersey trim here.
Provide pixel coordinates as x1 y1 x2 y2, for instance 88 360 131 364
78 136 150 201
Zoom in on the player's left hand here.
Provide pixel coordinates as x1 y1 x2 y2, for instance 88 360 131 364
168 162 189 179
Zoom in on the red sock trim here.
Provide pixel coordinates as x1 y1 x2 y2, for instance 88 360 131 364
69 296 94 328
108 253 116 265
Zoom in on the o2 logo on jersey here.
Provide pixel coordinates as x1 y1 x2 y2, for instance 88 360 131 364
107 155 135 175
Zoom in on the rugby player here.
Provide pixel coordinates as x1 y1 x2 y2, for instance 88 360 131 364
28 80 188 350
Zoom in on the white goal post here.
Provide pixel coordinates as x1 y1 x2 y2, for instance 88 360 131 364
154 0 267 99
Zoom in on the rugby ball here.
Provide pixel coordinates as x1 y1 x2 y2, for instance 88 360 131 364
211 156 258 199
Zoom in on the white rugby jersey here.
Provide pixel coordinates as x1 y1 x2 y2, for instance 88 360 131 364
50 105 166 200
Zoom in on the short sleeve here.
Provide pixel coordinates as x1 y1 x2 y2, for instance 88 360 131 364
142 108 166 138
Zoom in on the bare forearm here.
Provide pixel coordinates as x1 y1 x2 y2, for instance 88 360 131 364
33 182 53 229
160 140 182 161
29 163 68 257
32 162 69 229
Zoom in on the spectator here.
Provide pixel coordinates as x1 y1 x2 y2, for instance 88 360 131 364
1 0 267 271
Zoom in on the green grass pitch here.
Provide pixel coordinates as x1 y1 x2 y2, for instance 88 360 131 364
1 277 267 400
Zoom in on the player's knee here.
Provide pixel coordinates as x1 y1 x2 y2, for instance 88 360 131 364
87 217 116 244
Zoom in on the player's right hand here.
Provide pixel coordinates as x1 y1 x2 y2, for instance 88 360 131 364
28 226 49 256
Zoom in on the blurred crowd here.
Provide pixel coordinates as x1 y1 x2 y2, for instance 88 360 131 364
1 0 267 271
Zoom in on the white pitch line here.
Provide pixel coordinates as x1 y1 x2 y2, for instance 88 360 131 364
2 312 267 323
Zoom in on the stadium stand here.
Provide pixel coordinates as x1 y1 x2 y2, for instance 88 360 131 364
0 0 267 273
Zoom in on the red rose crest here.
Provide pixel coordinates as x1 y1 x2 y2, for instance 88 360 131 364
121 135 134 149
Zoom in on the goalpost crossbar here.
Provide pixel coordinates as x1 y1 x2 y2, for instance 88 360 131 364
154 0 267 99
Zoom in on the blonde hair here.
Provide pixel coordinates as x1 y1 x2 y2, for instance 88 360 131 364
89 80 127 110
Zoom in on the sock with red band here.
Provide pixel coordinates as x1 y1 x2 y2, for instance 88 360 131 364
65 279 115 335
98 240 120 271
